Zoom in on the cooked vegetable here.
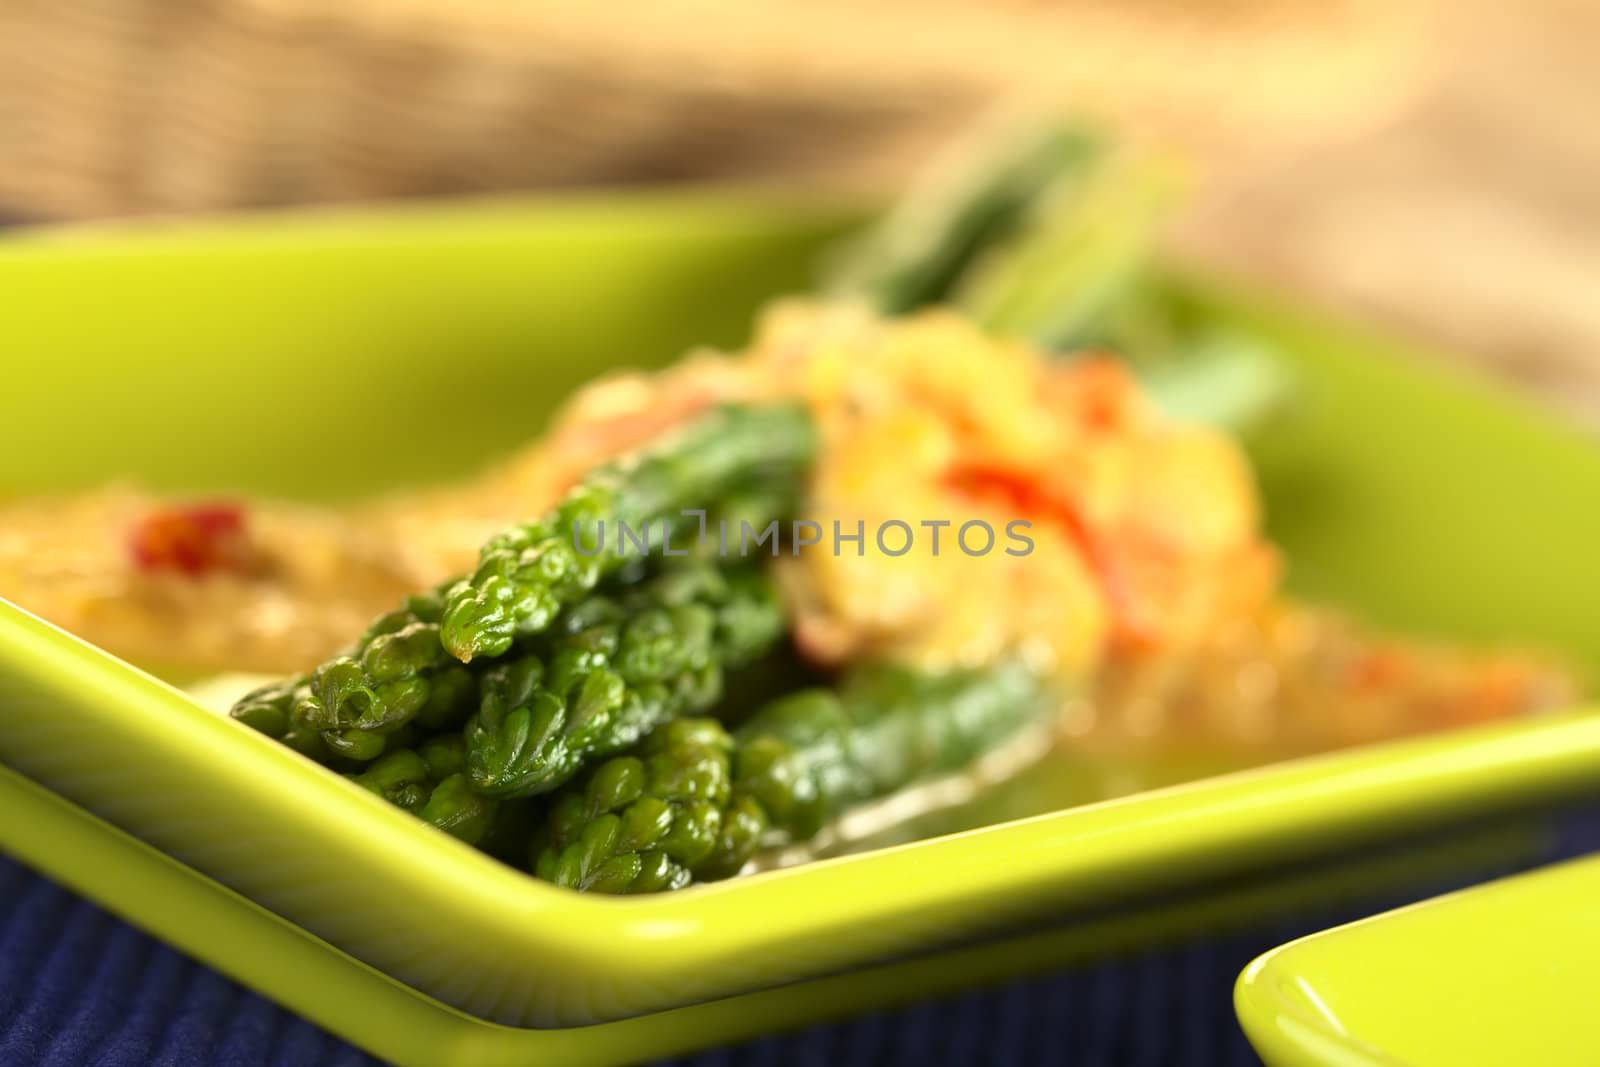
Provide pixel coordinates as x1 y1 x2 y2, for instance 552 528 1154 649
349 748 434 811
348 748 501 846
440 402 816 663
229 677 301 740
230 584 469 763
127 502 261 577
206 118 1576 902
416 775 501 845
300 588 465 761
534 661 1054 892
827 120 1291 435
826 123 1107 315
948 150 1168 351
229 403 814 757
464 562 786 798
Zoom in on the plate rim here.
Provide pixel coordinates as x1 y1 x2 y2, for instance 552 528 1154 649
6 595 1600 1026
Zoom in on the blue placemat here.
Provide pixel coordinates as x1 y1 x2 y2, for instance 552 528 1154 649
4 802 1598 1067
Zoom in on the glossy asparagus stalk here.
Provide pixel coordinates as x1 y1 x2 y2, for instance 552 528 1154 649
229 585 475 763
534 661 1054 892
464 562 785 799
231 403 813 756
347 739 500 846
951 150 1171 351
439 403 815 663
826 123 1107 314
827 118 1291 434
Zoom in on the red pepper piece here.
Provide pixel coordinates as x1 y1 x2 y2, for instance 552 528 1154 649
128 502 259 577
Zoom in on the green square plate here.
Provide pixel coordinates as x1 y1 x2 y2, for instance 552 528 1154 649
1237 854 1600 1066
2 192 1600 1066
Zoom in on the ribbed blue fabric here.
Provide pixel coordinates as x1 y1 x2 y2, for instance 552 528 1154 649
3 803 1596 1067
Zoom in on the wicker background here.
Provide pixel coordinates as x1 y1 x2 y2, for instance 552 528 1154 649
2 0 1597 418
0 0 1435 217
1173 0 1600 425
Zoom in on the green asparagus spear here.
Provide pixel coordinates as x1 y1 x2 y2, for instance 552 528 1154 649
417 774 500 844
439 403 815 663
348 744 502 845
534 718 737 892
952 150 1172 351
229 586 473 764
464 561 786 799
231 403 812 756
825 124 1106 314
302 586 468 758
825 118 1292 434
534 661 1055 893
231 677 337 761
230 676 300 741
350 748 433 812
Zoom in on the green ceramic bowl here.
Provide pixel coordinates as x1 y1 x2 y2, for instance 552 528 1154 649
2 192 1599 1066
